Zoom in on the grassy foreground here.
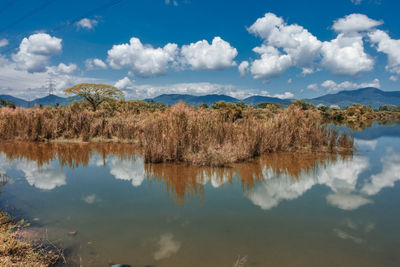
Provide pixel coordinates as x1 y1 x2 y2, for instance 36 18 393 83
0 210 59 266
0 101 357 166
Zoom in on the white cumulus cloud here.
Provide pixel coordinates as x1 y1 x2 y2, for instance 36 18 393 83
273 91 294 99
361 152 400 196
369 30 400 74
321 78 380 92
250 45 292 79
114 76 134 90
247 12 321 75
0 38 8 48
51 63 77 74
245 13 378 79
180 36 237 70
76 18 98 30
12 33 62 73
332 14 383 33
326 193 372 210
107 37 178 77
109 155 145 187
85 58 107 70
17 160 66 190
321 34 374 75
307 83 319 91
238 61 249 76
0 55 105 100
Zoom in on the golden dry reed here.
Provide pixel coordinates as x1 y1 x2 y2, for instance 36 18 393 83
0 101 353 166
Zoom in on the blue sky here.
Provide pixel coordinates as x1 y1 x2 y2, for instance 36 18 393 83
0 0 399 100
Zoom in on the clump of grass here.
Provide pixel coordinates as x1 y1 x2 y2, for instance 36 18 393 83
141 103 353 166
0 210 60 266
318 103 400 130
0 101 354 166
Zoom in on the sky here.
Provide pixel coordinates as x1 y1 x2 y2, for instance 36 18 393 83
0 0 399 100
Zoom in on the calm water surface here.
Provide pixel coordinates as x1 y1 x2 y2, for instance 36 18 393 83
0 123 400 266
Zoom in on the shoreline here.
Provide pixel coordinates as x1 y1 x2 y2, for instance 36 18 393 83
2 102 398 166
0 209 61 266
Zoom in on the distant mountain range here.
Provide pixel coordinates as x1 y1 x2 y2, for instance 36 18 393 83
305 87 400 108
146 94 291 106
0 94 79 108
0 87 399 108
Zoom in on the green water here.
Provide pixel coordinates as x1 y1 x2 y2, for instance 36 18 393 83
0 123 400 266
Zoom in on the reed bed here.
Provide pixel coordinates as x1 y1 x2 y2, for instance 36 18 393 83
0 102 353 166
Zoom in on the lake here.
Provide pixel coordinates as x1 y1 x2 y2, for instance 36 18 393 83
0 123 400 267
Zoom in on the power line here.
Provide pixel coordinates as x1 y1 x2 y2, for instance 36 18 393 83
0 0 57 34
0 0 123 55
0 0 20 16
49 0 123 33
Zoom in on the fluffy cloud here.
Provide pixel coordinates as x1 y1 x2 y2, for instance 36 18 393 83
302 67 314 75
307 83 319 91
248 155 370 211
361 152 400 196
332 14 383 33
245 13 378 79
0 38 8 48
250 45 292 79
321 78 380 92
85 58 107 70
83 194 99 204
238 61 249 76
107 37 178 77
389 75 398 82
114 76 133 90
76 18 98 30
17 160 67 190
12 33 62 73
0 55 104 99
180 37 237 70
154 233 181 261
350 0 362 5
321 34 374 75
326 193 372 210
369 30 400 74
165 0 178 6
273 91 294 99
247 12 321 75
50 63 77 74
108 155 145 187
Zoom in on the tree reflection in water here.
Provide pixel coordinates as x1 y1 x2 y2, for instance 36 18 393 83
0 142 345 205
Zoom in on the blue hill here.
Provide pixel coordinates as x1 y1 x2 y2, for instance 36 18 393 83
307 87 400 108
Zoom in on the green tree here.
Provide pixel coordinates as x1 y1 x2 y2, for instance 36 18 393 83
0 98 16 109
64 83 124 111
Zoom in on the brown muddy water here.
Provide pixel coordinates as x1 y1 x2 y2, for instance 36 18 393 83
0 123 400 267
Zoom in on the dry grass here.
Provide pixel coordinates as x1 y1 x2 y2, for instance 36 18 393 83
141 103 352 166
0 210 60 266
0 101 354 166
319 103 400 130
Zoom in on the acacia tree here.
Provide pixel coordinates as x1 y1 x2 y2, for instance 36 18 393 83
64 83 124 111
